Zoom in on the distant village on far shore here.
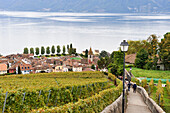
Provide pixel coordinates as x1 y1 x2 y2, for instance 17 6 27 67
0 47 101 75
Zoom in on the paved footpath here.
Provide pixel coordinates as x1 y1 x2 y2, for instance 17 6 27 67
126 89 151 113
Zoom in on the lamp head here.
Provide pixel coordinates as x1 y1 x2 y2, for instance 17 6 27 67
120 40 129 52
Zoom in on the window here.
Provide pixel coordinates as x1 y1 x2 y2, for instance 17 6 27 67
28 67 29 69
22 67 23 69
25 67 26 69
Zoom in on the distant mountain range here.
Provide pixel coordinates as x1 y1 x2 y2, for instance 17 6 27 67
0 0 170 13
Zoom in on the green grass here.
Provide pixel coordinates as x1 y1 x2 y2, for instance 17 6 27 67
126 67 170 79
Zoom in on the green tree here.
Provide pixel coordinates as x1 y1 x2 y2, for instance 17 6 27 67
159 32 170 70
46 46 50 55
57 45 61 55
30 48 34 55
41 46 45 55
35 47 39 56
97 57 105 69
91 64 95 70
99 50 109 58
63 45 66 55
147 34 159 69
147 34 159 56
135 48 149 69
113 51 123 65
85 49 88 58
127 40 151 55
51 45 55 54
23 47 29 54
108 63 119 76
67 44 69 54
73 48 76 54
68 43 73 55
107 51 124 77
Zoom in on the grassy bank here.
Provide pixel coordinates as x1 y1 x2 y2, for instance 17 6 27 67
126 67 170 79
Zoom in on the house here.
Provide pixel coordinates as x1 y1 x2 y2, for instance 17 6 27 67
125 54 136 65
73 65 82 72
94 50 99 55
81 59 88 64
53 65 63 72
34 64 52 73
62 66 69 72
0 63 7 75
19 63 33 74
82 51 86 55
125 54 166 70
83 68 95 72
156 58 165 70
8 64 17 73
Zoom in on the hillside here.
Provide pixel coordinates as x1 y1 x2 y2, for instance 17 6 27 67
0 0 170 13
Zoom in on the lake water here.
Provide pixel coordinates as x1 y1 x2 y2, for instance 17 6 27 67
0 11 170 55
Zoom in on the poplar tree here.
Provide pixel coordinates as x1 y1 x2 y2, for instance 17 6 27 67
51 45 55 54
63 45 66 55
30 48 34 55
57 45 61 55
41 46 45 55
35 47 39 56
46 46 50 55
24 47 29 54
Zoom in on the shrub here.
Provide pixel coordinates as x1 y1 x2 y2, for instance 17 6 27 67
131 77 140 86
141 79 147 88
156 80 164 106
125 64 134 68
166 80 170 96
108 73 116 81
149 79 154 93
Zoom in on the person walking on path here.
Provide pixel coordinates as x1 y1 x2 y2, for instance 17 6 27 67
128 81 132 91
133 83 137 93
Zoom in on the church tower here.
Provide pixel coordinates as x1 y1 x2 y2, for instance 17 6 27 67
88 47 93 64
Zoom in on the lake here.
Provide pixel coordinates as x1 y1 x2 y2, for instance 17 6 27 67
0 11 170 55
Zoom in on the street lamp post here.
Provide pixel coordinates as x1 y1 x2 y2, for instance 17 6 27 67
120 40 129 113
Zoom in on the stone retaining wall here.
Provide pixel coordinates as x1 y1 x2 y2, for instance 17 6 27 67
101 95 123 113
101 90 128 113
137 86 165 113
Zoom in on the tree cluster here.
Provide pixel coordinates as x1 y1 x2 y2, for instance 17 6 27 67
23 43 77 56
134 33 170 70
97 51 124 77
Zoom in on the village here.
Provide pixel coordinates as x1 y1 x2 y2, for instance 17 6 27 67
0 47 100 75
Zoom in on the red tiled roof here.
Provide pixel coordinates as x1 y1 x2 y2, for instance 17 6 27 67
125 54 136 64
